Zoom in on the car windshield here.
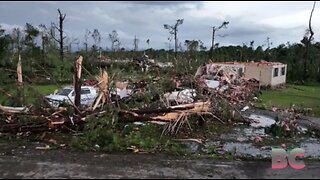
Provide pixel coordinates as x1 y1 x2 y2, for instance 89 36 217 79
56 88 72 96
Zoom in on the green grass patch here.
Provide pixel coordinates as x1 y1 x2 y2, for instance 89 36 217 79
32 84 60 95
0 84 61 106
255 83 320 117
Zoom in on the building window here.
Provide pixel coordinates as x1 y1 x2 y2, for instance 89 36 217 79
274 68 279 77
238 67 243 77
281 67 285 76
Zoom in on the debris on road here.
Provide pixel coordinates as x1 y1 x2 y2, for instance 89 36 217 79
35 144 50 150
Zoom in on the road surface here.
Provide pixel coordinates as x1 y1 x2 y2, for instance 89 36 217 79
0 146 319 179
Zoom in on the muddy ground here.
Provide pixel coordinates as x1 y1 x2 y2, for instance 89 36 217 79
1 108 320 179
0 142 319 179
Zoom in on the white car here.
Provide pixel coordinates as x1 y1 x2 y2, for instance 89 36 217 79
45 86 98 108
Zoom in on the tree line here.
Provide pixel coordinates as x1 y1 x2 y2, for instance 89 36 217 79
0 6 319 84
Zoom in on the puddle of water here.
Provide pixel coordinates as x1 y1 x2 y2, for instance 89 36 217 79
219 141 320 159
198 113 320 159
222 142 271 158
300 143 320 158
183 142 201 154
249 114 276 128
243 128 266 137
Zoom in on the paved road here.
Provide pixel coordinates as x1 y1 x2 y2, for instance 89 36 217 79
0 147 319 179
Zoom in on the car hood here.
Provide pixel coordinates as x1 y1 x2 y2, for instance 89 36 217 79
45 94 70 101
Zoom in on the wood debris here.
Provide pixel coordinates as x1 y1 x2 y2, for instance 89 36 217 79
0 56 256 137
92 69 109 110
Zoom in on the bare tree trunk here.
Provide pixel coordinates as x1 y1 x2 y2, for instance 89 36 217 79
74 56 83 115
174 28 177 58
17 54 24 106
58 9 66 62
304 1 316 80
211 27 215 60
41 35 45 64
51 9 66 62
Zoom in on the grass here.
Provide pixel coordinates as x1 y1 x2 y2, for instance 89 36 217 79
0 83 61 106
32 84 61 95
255 83 320 117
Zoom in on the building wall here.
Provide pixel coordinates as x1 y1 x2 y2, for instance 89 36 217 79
270 64 287 86
207 62 287 87
244 65 272 86
207 63 246 79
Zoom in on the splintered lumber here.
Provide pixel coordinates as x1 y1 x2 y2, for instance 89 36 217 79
0 105 28 113
153 102 209 120
16 54 25 106
74 56 83 114
0 88 12 97
0 121 48 133
152 112 181 121
119 110 171 122
119 101 211 122
131 105 194 114
186 101 210 112
76 56 83 79
17 54 23 84
92 69 109 110
132 101 210 114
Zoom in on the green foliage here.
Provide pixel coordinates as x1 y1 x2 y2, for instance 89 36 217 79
0 84 59 107
70 109 186 154
1 19 320 84
255 84 320 117
163 140 187 155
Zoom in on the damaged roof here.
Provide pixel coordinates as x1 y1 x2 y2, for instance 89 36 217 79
208 60 286 66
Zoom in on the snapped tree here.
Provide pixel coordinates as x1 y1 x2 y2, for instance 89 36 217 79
211 21 229 60
92 29 101 57
109 30 120 52
301 1 316 80
164 19 184 58
133 35 139 52
51 9 66 62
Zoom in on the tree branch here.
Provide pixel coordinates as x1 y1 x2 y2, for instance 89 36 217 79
50 30 60 43
308 1 316 40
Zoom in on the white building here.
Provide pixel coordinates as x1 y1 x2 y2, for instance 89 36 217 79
203 60 287 87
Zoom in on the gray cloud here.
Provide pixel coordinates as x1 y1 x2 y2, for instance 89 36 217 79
0 1 317 51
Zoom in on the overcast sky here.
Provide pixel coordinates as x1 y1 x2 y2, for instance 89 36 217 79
0 1 319 51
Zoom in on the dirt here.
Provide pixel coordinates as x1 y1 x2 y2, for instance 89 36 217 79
0 143 319 179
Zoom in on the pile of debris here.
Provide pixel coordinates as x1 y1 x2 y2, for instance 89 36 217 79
132 53 174 71
0 57 257 137
195 63 259 105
